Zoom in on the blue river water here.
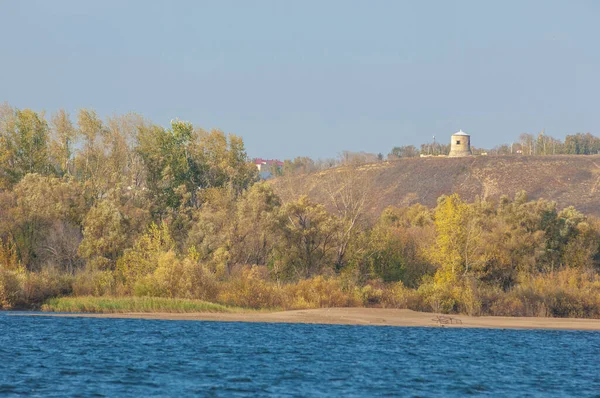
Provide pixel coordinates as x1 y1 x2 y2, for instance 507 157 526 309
1 312 600 397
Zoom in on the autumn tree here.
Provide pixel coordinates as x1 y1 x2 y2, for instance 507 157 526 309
564 133 600 155
429 194 487 277
389 145 419 159
2 174 85 271
50 109 77 176
116 222 176 294
185 187 237 275
195 128 257 194
358 205 434 285
228 182 281 267
273 195 339 279
519 133 535 155
75 109 108 200
323 166 371 271
79 199 130 269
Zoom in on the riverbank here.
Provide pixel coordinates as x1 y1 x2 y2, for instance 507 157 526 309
16 308 600 330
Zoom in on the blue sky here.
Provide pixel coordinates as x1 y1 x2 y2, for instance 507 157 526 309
0 0 598 159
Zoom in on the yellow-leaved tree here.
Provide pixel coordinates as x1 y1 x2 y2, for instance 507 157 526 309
116 222 176 295
424 194 486 314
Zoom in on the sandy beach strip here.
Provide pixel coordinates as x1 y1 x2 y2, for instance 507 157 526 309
14 308 600 331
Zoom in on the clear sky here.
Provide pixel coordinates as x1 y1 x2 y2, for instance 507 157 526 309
1 0 598 159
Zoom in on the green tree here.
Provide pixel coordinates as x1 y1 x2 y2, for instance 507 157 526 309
137 120 205 213
358 205 434 285
0 108 52 186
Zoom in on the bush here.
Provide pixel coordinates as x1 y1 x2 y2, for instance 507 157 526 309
0 266 25 309
134 251 189 298
359 284 384 306
458 278 482 316
72 269 115 296
381 281 424 310
218 266 287 309
187 260 220 302
488 294 526 317
418 275 459 314
20 268 73 307
286 276 361 309
414 274 483 315
116 222 174 294
506 270 600 318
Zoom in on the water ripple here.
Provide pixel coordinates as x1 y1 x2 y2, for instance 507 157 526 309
1 313 600 396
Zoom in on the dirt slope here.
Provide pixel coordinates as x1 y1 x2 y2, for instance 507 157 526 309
272 155 600 217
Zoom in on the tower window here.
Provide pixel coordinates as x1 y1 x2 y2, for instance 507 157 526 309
456 140 461 145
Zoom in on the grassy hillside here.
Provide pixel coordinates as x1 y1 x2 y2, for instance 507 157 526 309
272 155 600 217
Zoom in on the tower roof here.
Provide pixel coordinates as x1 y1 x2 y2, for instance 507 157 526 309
453 129 469 136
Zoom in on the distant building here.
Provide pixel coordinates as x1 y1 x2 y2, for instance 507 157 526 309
253 158 284 172
253 158 284 179
448 130 472 157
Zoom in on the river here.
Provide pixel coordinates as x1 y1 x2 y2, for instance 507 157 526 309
2 312 599 396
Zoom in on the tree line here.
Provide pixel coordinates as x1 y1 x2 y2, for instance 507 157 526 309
1 103 600 317
278 131 600 177
389 131 600 159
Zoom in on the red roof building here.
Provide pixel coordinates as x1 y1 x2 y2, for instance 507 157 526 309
253 158 284 172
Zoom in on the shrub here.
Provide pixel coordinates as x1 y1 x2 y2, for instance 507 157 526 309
218 266 287 309
186 260 220 302
286 276 361 309
0 266 25 309
488 294 526 317
381 281 424 310
417 275 459 314
116 222 174 294
458 278 482 316
359 284 384 306
72 269 115 296
136 251 189 298
20 268 73 307
508 270 600 318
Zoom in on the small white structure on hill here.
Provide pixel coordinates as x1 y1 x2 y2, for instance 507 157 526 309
448 130 472 157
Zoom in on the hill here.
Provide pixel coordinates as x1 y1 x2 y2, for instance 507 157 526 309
271 155 600 217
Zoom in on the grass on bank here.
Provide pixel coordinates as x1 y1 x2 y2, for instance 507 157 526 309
41 296 239 314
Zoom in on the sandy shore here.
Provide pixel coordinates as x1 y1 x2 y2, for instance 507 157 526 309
17 308 600 330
